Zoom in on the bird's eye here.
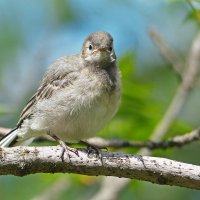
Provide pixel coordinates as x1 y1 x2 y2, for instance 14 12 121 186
89 44 93 50
109 46 113 51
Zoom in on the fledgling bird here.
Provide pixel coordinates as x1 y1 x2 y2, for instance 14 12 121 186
0 32 121 154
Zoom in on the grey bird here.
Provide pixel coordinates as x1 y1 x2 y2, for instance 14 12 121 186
0 32 121 154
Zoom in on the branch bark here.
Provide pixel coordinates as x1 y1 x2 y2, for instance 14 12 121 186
0 146 200 190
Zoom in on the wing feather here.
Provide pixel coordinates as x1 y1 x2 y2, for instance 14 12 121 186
17 73 76 127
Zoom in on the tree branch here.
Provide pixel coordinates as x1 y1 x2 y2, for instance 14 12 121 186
87 128 200 149
0 127 10 136
0 146 200 190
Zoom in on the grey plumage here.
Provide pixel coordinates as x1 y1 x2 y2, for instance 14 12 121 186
0 32 121 147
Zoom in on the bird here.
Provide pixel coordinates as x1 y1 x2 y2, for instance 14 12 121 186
0 32 121 156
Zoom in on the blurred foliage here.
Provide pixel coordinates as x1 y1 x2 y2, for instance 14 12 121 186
52 0 75 25
0 104 13 115
184 0 200 23
0 24 22 77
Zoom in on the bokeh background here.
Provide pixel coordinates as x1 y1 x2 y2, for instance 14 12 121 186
1 0 200 199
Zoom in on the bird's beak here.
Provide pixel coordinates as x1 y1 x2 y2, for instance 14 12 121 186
92 46 107 54
97 46 107 52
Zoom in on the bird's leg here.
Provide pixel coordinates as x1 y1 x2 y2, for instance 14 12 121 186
80 140 103 164
48 132 79 162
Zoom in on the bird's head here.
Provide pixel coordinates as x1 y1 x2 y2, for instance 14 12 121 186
81 32 116 66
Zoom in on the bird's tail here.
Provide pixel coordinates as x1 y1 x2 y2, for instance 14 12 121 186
0 128 34 147
0 128 19 147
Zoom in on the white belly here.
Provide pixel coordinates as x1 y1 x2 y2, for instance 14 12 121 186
55 92 119 142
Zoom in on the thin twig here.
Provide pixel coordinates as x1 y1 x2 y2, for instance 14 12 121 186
149 27 183 79
0 127 10 136
150 31 200 143
87 128 200 150
1 127 200 150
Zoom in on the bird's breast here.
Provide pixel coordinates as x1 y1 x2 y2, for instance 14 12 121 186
54 69 120 141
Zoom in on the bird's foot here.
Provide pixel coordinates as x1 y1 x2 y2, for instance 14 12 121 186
48 133 79 162
59 143 79 162
80 140 103 165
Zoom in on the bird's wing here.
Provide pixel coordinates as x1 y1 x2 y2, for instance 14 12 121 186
16 55 82 127
17 70 77 127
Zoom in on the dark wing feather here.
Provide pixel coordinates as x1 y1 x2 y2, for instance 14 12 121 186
17 73 76 127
